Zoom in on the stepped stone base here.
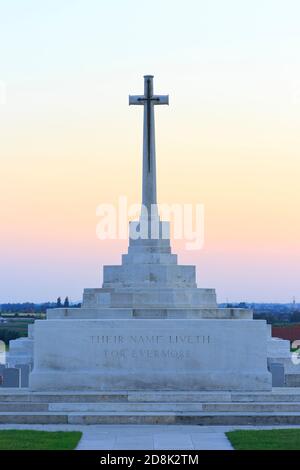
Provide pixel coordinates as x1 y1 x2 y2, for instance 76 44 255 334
26 220 271 394
47 307 251 320
1 389 300 425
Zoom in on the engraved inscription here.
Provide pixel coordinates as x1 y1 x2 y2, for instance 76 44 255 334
90 334 211 362
104 349 191 361
90 335 210 345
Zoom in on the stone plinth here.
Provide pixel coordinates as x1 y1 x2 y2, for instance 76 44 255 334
29 318 271 391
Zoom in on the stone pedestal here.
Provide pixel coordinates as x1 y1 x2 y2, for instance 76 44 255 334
29 220 271 392
30 318 271 391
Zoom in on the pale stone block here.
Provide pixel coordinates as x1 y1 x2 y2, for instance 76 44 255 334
30 318 271 392
47 308 133 320
267 337 291 358
103 264 197 288
122 252 177 264
8 337 34 368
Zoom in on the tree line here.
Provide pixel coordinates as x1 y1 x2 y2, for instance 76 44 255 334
1 297 81 314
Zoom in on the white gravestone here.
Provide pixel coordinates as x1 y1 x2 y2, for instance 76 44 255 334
16 364 30 388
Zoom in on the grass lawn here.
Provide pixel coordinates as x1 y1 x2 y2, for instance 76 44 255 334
0 430 82 450
226 429 300 450
0 319 34 334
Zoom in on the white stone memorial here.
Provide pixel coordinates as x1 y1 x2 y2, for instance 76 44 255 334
29 75 271 392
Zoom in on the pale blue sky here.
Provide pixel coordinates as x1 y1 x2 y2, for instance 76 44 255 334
1 1 300 303
1 0 300 84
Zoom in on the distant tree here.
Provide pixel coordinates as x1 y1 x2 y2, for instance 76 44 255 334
291 311 300 323
0 329 21 344
72 303 81 308
63 296 69 308
57 297 62 308
238 302 248 309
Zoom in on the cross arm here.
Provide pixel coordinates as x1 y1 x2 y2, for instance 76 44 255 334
129 95 144 105
152 95 169 105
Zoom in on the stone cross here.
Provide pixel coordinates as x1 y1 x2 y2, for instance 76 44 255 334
129 75 168 217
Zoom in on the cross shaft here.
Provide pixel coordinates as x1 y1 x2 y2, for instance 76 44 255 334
129 75 169 214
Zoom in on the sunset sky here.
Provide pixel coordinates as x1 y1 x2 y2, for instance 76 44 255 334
0 0 299 303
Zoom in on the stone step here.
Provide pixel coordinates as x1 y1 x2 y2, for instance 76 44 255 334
67 411 300 425
2 400 300 413
0 412 68 424
128 391 300 403
0 403 48 412
0 391 128 403
2 389 300 403
203 402 300 412
49 402 204 412
47 401 300 413
0 391 234 403
231 392 300 403
2 411 300 425
128 392 232 403
67 412 300 425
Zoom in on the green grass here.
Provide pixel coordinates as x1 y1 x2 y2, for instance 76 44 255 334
0 319 35 348
0 430 82 450
226 429 300 450
0 319 34 335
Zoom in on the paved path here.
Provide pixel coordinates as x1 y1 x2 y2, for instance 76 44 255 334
1 424 300 450
0 424 233 450
75 425 233 450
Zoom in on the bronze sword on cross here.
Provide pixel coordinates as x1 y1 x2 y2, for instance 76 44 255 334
129 76 169 173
